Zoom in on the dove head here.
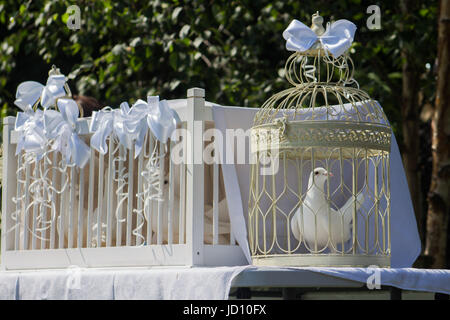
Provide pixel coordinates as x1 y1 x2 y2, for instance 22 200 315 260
308 167 333 191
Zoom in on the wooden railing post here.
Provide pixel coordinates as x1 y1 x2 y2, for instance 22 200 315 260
186 88 205 265
1 116 18 269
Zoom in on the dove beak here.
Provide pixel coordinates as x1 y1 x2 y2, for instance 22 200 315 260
326 172 333 177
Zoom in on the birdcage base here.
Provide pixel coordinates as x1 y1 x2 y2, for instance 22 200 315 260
252 254 390 268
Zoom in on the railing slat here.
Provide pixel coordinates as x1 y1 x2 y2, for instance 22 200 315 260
86 147 95 248
40 154 48 250
68 166 76 248
77 167 85 248
168 141 175 245
58 162 67 249
146 135 153 245
106 137 114 247
31 162 39 250
136 141 144 246
14 154 22 250
97 153 104 247
116 145 125 247
49 152 57 249
157 142 165 245
213 162 219 245
179 129 186 244
126 145 134 246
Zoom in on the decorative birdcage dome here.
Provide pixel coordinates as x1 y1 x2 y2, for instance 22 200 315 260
248 13 392 267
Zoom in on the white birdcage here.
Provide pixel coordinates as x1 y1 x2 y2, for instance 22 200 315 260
1 68 246 269
248 13 392 267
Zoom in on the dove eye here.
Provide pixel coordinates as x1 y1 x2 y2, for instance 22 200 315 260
314 171 319 175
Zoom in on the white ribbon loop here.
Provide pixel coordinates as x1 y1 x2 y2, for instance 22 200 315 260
14 75 67 111
14 109 47 159
90 96 181 158
283 19 356 57
44 98 90 168
146 97 181 144
90 110 114 154
40 75 67 109
14 81 45 112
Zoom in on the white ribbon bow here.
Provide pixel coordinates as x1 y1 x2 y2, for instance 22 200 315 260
44 98 90 168
90 96 180 158
14 108 47 160
282 19 357 57
14 75 67 111
90 104 137 155
14 75 67 160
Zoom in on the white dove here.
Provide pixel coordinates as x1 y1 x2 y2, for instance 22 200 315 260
290 167 365 252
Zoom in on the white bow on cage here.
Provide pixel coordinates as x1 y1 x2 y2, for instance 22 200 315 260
282 19 357 57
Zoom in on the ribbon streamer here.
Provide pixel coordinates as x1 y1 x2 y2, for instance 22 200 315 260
283 19 357 57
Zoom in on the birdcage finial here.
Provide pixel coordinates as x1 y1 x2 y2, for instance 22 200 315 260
48 64 61 76
311 11 325 36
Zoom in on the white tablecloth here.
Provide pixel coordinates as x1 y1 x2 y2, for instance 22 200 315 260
0 265 449 299
0 266 250 300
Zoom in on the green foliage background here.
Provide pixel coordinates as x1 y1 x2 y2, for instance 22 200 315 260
0 0 437 138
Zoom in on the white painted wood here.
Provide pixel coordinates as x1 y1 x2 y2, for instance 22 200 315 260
87 147 95 248
97 153 104 247
77 167 85 248
50 151 58 249
40 154 47 250
116 145 125 247
23 162 31 250
136 143 144 246
1 245 191 269
126 145 134 246
168 140 175 245
106 137 114 247
179 128 186 245
14 153 22 250
58 162 67 249
31 162 39 250
1 117 18 266
213 161 219 245
2 244 247 270
186 88 205 265
68 166 76 248
157 142 165 245
146 136 153 245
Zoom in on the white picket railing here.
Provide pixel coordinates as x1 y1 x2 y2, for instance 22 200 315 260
0 88 246 270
